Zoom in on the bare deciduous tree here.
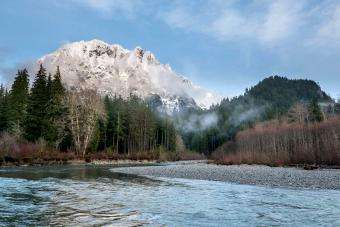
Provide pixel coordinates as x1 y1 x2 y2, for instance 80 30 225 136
66 89 104 157
287 102 308 124
216 117 340 166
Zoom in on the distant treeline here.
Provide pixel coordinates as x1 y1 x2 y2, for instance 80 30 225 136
0 65 177 163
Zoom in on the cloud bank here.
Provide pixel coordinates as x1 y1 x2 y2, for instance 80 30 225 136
70 0 340 49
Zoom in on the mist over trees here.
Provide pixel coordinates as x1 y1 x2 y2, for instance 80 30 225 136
178 76 336 156
208 77 339 166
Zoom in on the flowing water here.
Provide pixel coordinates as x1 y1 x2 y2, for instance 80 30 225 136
0 164 339 226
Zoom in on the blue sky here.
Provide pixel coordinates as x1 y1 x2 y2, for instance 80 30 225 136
0 0 340 98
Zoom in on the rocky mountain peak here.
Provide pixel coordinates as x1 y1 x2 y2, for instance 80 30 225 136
37 40 222 113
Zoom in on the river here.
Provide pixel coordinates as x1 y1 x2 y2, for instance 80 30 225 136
0 164 339 226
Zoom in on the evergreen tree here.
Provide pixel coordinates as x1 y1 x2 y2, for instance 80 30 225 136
44 73 54 141
335 99 340 115
25 64 48 141
103 95 176 155
0 86 10 132
52 69 66 114
51 67 65 101
45 67 66 145
308 98 324 122
90 118 107 152
115 108 126 152
8 69 29 133
46 73 53 103
50 66 66 119
104 95 115 149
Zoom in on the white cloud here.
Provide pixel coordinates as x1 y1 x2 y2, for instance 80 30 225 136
160 0 308 47
312 3 340 47
65 0 340 49
259 0 305 44
210 9 255 41
162 6 195 30
71 0 143 18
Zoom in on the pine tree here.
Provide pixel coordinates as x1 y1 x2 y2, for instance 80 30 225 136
308 98 324 122
51 67 65 102
45 73 53 141
0 86 10 132
46 73 53 103
25 64 48 141
45 67 67 146
45 74 55 143
51 67 66 118
104 95 115 149
104 96 127 153
335 99 340 115
8 69 29 134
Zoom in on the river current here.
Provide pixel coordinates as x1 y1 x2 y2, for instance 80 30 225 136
0 165 339 226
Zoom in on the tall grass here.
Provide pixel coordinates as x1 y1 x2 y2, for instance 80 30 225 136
212 117 340 166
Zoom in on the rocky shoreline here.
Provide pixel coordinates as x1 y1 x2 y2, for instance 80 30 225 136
0 159 158 168
111 161 340 190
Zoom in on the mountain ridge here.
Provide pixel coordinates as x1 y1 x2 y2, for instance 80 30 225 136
37 39 222 113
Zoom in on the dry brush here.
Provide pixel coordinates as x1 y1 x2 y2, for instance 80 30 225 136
213 118 340 166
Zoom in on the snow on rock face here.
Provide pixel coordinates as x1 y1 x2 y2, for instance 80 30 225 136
38 39 222 113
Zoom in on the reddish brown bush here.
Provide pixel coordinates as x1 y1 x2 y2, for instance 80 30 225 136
0 133 78 165
212 117 340 166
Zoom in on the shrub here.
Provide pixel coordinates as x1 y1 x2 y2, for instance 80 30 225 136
212 117 340 166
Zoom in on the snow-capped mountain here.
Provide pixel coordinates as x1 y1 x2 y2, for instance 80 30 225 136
37 39 221 113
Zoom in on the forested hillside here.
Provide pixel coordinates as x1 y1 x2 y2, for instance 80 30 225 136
179 76 335 155
207 77 339 166
245 76 332 117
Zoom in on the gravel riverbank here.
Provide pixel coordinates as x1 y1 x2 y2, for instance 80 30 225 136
111 161 340 189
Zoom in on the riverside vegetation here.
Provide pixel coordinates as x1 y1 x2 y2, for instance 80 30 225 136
0 65 183 165
0 67 339 166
